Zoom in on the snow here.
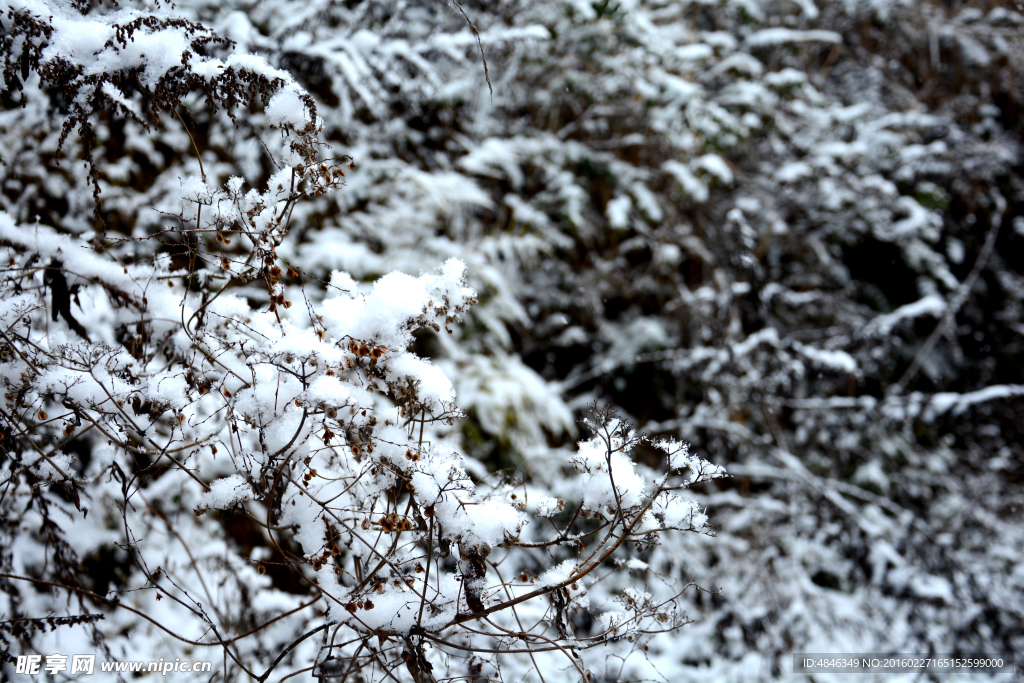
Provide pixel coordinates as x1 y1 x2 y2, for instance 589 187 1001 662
865 294 946 335
745 28 842 48
695 154 733 184
572 432 647 514
266 87 311 130
441 497 525 550
198 475 253 511
606 195 632 229
793 342 858 374
664 160 709 202
538 559 577 587
926 384 1024 418
775 161 813 183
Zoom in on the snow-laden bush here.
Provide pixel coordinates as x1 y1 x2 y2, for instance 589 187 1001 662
0 1 728 680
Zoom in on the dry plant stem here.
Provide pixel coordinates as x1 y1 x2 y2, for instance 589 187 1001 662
449 0 492 97
255 624 331 682
136 490 233 634
415 513 435 629
0 406 71 479
450 494 660 627
483 616 586 680
488 561 548 683
0 572 229 647
891 191 1006 396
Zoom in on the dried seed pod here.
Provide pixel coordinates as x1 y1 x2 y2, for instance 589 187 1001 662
287 267 299 278
257 564 266 575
